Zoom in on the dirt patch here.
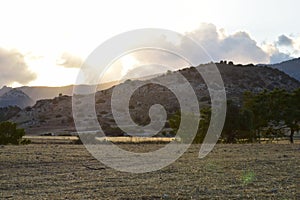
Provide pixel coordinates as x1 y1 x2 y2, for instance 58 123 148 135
0 144 299 199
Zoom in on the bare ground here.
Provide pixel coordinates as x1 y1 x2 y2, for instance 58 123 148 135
0 143 299 199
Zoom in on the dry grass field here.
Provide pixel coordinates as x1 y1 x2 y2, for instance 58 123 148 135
1 143 299 199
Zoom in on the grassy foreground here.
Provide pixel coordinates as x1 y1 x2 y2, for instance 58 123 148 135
0 143 299 199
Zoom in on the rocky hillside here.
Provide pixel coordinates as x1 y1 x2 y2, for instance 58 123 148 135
10 62 300 135
0 106 21 122
0 89 34 109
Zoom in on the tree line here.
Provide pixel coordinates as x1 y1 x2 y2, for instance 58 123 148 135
169 88 300 144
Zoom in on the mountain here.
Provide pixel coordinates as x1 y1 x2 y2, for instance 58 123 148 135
0 86 12 96
268 57 300 81
0 89 34 109
0 81 121 106
0 85 74 103
10 62 300 135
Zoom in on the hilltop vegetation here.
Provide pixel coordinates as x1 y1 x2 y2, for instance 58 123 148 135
5 61 300 138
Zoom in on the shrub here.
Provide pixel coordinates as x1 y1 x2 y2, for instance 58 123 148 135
0 121 30 145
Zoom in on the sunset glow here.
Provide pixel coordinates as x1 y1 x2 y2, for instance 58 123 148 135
1 0 300 87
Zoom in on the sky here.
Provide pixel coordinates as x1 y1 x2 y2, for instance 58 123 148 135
0 0 300 87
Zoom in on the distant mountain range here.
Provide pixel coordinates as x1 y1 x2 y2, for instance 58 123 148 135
268 57 300 81
0 81 120 109
0 89 34 109
9 61 300 135
0 85 74 102
1 58 299 109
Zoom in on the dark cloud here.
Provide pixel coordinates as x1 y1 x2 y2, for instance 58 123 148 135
0 48 36 87
277 35 293 46
56 52 83 68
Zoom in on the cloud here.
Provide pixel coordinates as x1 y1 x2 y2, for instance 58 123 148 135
56 52 83 68
0 48 36 87
277 35 293 46
263 42 293 64
57 24 300 83
131 24 300 66
132 23 270 66
186 24 270 64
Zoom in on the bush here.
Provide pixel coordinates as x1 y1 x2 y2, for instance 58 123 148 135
0 121 30 145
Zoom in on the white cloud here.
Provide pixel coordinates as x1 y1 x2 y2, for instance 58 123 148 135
57 24 300 83
0 48 36 87
56 52 83 68
131 23 270 66
262 43 293 64
131 24 299 66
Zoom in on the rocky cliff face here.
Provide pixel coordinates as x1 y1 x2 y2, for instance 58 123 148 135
10 62 300 135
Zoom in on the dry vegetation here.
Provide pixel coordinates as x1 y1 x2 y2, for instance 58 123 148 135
1 143 299 199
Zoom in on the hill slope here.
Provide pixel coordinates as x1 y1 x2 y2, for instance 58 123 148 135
10 62 300 135
268 57 300 81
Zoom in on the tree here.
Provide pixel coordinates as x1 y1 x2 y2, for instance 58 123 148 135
197 107 211 143
283 89 300 143
243 88 300 143
221 101 255 143
243 90 269 142
169 108 209 144
169 101 255 144
237 108 255 142
221 101 240 143
0 121 30 145
266 89 288 127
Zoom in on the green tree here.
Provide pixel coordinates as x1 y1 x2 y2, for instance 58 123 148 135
284 89 300 143
243 90 269 142
220 101 255 143
0 121 30 145
169 101 255 144
237 108 255 142
267 89 287 126
243 88 300 143
169 108 209 144
197 107 211 143
221 101 240 143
